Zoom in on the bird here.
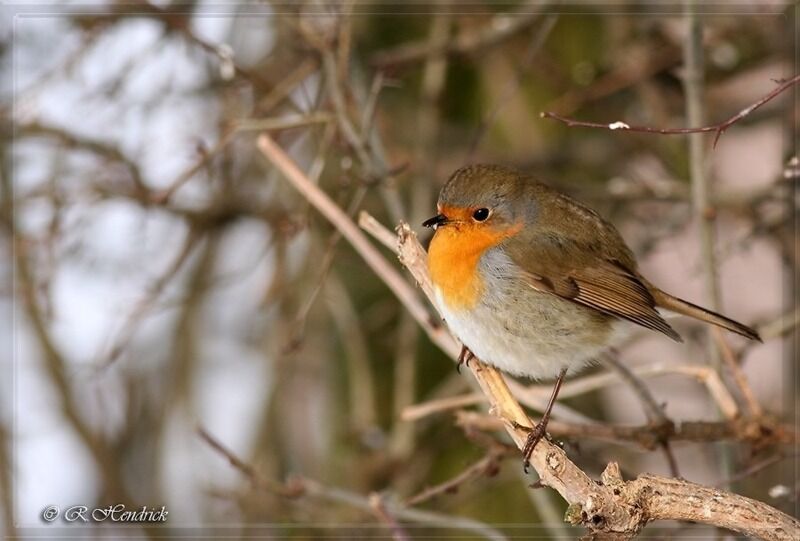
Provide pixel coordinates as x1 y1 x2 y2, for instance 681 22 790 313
422 164 761 467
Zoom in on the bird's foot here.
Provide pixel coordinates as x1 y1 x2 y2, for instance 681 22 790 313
456 346 475 373
511 420 550 474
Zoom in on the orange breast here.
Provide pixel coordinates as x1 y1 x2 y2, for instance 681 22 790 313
428 222 522 311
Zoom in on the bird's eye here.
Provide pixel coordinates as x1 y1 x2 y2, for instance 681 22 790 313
472 208 490 222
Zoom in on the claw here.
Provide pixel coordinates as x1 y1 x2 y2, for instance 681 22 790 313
456 346 474 373
519 367 568 473
521 421 548 471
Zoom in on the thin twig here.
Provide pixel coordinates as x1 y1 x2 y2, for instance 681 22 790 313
402 393 484 422
758 307 800 341
718 453 796 487
603 355 679 477
234 112 333 132
540 74 799 148
325 271 379 430
468 14 557 157
198 427 508 540
371 3 543 68
197 427 301 498
302 480 508 541
153 127 237 204
257 134 458 358
405 446 510 506
369 493 412 541
288 187 367 350
712 328 763 418
514 361 741 421
95 228 199 370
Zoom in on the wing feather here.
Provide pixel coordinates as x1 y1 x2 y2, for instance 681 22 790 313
519 260 682 342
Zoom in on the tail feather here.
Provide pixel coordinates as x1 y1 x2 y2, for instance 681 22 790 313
652 290 762 342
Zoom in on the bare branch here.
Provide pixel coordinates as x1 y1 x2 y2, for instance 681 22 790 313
371 4 542 68
256 133 459 359
540 74 799 148
198 427 509 541
713 328 763 418
512 362 741 421
369 493 412 541
601 355 679 476
455 411 795 450
405 445 510 506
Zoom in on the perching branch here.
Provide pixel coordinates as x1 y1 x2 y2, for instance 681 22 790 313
257 132 799 540
540 74 800 148
453 410 795 451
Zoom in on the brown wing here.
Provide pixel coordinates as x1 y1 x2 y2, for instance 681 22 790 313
521 262 681 342
506 196 682 342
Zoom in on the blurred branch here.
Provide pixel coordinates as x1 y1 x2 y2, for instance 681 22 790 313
257 134 459 358
258 132 799 539
540 74 800 148
312 34 407 222
404 443 511 506
325 271 378 431
758 307 800 341
96 228 199 369
719 452 797 487
19 122 148 194
513 362 741 421
603 354 679 477
368 493 412 541
197 426 302 498
405 357 766 445
543 45 682 117
682 4 722 326
197 426 509 540
455 410 795 450
682 5 728 491
300 479 509 541
371 3 544 68
234 112 334 132
0 425 12 540
402 392 484 422
468 14 557 157
152 127 238 204
13 233 156 539
712 328 763 418
288 187 367 351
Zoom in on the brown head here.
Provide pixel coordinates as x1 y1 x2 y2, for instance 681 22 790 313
423 164 534 233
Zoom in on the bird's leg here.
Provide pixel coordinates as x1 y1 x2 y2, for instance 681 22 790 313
456 345 475 373
521 367 568 473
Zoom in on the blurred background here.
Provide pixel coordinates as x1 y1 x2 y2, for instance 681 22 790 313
1 1 797 539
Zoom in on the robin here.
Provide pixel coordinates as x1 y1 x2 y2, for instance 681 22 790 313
422 164 761 467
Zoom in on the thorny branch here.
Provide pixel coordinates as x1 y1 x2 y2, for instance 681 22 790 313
257 132 799 540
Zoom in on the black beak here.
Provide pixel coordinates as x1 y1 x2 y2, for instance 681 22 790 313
422 214 448 230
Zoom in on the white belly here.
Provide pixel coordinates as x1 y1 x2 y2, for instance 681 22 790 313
434 283 618 381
